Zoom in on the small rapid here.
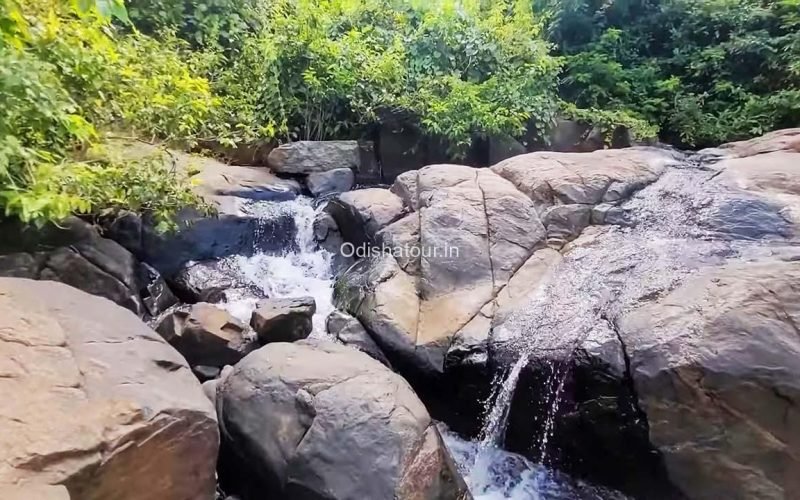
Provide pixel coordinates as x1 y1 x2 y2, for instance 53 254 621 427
215 196 335 335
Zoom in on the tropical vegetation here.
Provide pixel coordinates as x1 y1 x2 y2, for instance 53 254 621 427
1 0 798 226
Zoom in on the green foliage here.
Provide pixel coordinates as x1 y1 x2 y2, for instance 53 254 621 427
136 0 562 157
541 0 800 147
0 0 206 226
126 0 258 48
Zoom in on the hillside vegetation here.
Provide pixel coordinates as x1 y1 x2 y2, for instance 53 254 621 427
1 0 798 225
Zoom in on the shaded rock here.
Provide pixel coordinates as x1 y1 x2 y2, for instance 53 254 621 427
611 126 633 149
356 140 382 184
488 134 527 166
541 204 592 248
0 278 218 500
155 303 256 369
103 208 295 276
549 119 604 153
268 141 360 174
216 340 470 500
250 296 315 343
312 211 352 274
194 364 222 381
619 259 800 500
0 217 176 318
326 310 391 366
325 188 405 247
306 167 355 197
379 125 427 183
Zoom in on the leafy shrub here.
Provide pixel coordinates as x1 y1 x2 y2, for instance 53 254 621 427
137 0 562 157
0 0 207 226
540 0 800 147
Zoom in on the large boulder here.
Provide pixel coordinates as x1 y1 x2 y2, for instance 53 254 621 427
619 259 800 500
0 217 176 318
0 278 218 499
154 303 256 370
216 340 470 500
490 148 680 209
268 141 360 174
325 188 405 247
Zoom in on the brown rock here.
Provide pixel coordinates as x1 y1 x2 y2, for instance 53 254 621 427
490 148 678 209
155 303 256 368
0 278 218 500
250 296 316 343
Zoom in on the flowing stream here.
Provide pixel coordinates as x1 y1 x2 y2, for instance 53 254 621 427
215 196 335 335
444 156 792 498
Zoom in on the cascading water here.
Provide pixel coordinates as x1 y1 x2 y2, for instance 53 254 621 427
446 155 791 499
215 196 335 335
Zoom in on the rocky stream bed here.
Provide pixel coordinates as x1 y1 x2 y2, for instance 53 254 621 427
1 130 799 500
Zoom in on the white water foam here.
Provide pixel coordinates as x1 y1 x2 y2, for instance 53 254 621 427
217 196 335 336
442 428 628 500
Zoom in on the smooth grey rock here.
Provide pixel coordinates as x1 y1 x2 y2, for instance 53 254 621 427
216 340 469 500
268 141 360 174
306 167 355 197
325 188 405 247
620 260 800 500
250 297 315 344
326 310 390 366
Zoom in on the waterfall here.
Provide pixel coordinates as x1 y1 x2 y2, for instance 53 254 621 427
216 196 335 335
450 158 787 498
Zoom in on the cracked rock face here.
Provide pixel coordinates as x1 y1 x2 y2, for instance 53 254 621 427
620 259 800 500
0 278 218 500
330 151 675 418
215 340 469 500
0 217 177 318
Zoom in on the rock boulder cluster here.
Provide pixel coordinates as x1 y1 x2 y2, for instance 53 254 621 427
1 129 798 500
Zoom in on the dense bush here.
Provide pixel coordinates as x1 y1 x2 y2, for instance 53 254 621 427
0 0 206 226
134 0 563 157
540 0 800 146
2 0 798 227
